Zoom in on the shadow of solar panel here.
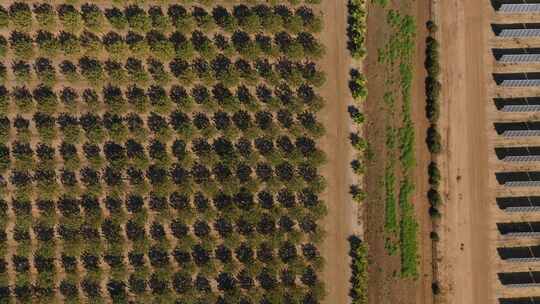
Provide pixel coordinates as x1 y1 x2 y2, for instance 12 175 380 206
532 246 540 258
495 97 540 111
492 23 530 35
496 196 540 209
496 147 531 159
494 49 540 60
497 222 539 234
498 246 534 259
498 272 536 285
530 172 540 180
499 297 540 304
494 122 528 134
495 172 531 184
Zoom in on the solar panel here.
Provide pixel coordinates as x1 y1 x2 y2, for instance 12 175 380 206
500 4 540 13
506 206 540 212
501 79 540 87
505 181 540 187
503 155 540 162
499 54 540 62
502 105 540 112
506 283 540 288
504 231 540 237
499 29 540 38
503 130 540 137
505 257 540 262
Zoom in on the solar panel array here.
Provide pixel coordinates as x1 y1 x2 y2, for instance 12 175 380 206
493 9 540 302
501 104 540 112
499 29 540 37
504 181 540 187
500 79 540 86
503 155 540 161
505 206 540 212
500 4 540 13
499 54 540 62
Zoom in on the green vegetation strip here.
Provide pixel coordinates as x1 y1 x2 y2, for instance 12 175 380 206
393 12 418 279
378 9 418 277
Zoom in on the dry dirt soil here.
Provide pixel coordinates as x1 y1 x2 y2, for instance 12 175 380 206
362 0 433 303
437 0 493 303
318 0 360 303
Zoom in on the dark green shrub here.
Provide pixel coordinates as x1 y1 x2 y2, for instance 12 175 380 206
426 125 441 154
428 161 440 187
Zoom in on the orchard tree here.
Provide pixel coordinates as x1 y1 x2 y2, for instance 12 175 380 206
105 7 128 30
126 31 149 58
57 4 82 33
34 57 56 84
146 30 175 61
170 31 195 59
59 60 78 82
0 7 6 28
125 5 151 32
126 57 149 84
10 31 33 60
103 31 127 58
9 2 32 31
147 58 170 84
127 85 149 112
78 56 103 85
81 3 104 30
168 5 194 33
105 59 127 84
0 36 7 58
80 30 102 55
35 30 58 56
212 6 236 32
34 3 56 29
149 6 170 31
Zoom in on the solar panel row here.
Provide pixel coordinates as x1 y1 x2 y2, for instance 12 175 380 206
499 29 540 37
501 79 540 86
500 4 540 13
504 231 540 237
505 181 540 187
503 155 540 161
500 298 540 304
500 54 540 62
505 257 540 262
502 105 540 112
505 283 540 288
503 130 540 137
505 206 540 212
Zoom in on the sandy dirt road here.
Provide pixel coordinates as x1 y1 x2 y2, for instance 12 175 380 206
438 0 493 303
318 0 359 304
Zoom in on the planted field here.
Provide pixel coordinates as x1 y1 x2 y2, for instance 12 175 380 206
0 1 328 303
